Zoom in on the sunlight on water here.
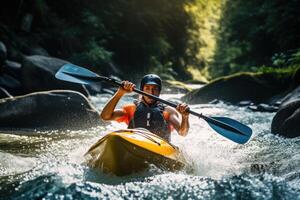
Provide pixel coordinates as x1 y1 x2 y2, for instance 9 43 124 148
0 152 36 176
1 92 300 199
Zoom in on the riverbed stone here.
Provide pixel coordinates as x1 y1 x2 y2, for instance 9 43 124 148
271 100 300 138
183 72 292 104
0 90 101 130
238 100 254 107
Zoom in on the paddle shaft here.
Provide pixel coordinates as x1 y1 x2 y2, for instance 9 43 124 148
61 70 247 136
96 75 245 135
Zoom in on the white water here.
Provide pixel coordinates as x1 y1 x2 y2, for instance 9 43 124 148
0 92 300 199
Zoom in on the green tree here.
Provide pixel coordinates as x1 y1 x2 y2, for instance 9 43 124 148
210 0 300 78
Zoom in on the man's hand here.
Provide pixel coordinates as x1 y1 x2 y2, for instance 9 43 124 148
167 103 190 136
176 103 190 118
101 80 135 121
117 81 135 95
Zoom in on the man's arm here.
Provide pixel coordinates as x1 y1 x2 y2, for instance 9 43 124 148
166 103 190 136
100 81 135 121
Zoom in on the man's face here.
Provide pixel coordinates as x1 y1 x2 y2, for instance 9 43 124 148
142 84 160 104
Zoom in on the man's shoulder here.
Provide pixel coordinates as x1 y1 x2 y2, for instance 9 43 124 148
123 103 136 107
122 103 137 113
165 106 178 115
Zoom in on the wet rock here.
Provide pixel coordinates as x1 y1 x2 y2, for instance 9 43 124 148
273 100 284 107
280 86 300 108
250 163 269 174
291 67 300 88
271 100 300 138
248 104 278 112
101 88 116 95
0 74 23 96
183 72 292 104
0 41 7 66
21 55 89 96
238 101 254 107
28 46 49 56
0 90 101 130
248 105 257 111
267 92 290 106
162 80 193 94
0 86 13 99
209 99 221 104
2 60 22 79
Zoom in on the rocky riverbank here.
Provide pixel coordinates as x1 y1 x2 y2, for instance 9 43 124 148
183 70 300 138
0 41 191 131
0 40 110 130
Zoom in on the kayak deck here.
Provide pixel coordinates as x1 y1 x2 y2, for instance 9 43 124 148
84 129 185 176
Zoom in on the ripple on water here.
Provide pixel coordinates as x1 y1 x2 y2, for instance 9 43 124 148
1 97 300 199
0 152 36 177
1 172 300 199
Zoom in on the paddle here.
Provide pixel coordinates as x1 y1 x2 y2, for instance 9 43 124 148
55 63 252 144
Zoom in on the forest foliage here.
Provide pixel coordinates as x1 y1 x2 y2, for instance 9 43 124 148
0 0 299 80
210 0 300 78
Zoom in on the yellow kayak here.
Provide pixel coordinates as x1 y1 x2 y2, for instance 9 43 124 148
84 129 186 176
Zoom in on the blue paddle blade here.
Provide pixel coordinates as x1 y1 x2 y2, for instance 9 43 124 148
208 117 252 144
55 63 103 85
59 63 99 78
55 69 96 85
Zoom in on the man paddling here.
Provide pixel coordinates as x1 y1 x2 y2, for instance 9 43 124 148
100 74 190 141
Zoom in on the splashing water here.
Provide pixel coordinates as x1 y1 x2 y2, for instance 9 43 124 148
0 92 300 199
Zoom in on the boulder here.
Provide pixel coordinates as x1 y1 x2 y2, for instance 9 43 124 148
28 46 49 56
2 60 22 79
183 72 292 104
280 86 300 108
162 80 193 94
0 74 23 96
248 104 278 112
21 55 90 96
271 100 300 138
0 86 13 99
238 101 254 107
0 90 101 130
0 41 7 66
291 66 300 88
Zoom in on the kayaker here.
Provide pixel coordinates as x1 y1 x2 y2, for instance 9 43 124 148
100 74 190 141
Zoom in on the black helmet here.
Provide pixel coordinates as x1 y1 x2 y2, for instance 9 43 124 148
140 74 162 91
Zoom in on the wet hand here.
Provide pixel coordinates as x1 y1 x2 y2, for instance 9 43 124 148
176 103 190 118
118 81 135 94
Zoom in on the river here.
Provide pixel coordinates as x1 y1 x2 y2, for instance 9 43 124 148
0 91 300 199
